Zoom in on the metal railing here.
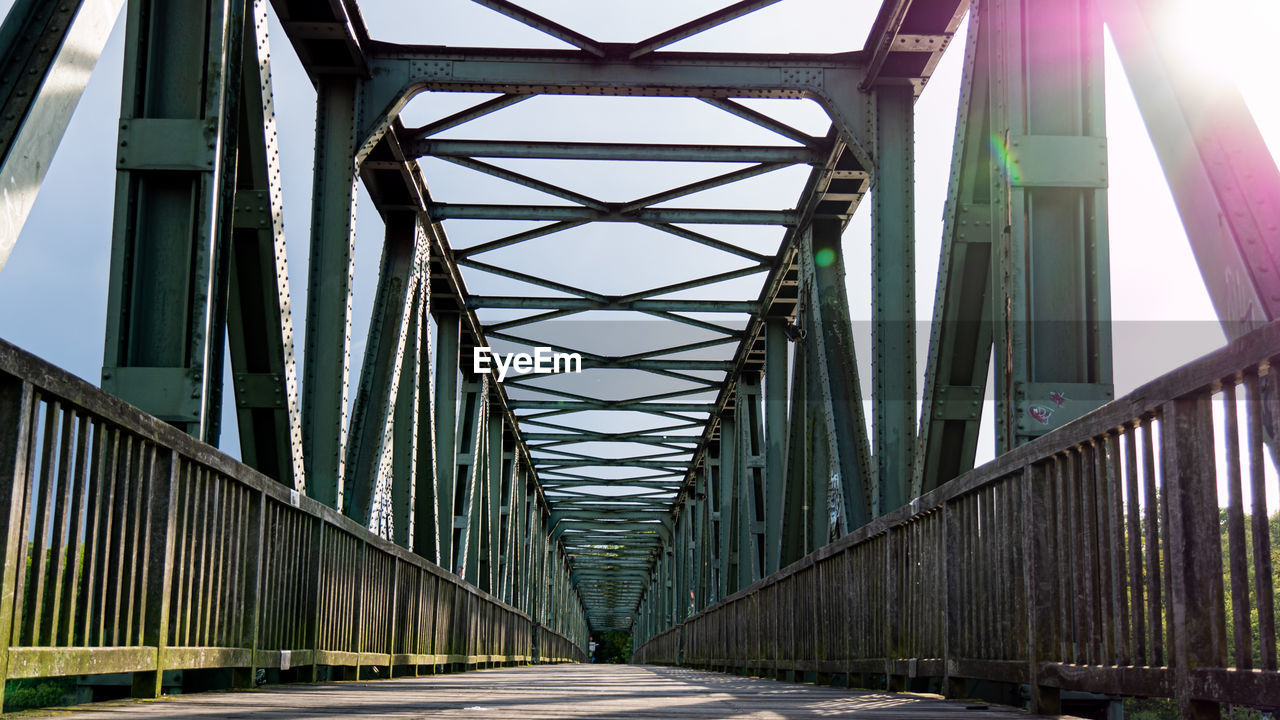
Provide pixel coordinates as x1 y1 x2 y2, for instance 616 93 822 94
635 320 1280 718
0 338 585 710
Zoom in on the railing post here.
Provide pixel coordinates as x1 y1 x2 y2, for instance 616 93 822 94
1162 394 1226 720
1022 462 1061 714
387 557 399 676
941 500 960 698
132 447 179 698
0 375 33 713
305 519 325 682
234 488 266 688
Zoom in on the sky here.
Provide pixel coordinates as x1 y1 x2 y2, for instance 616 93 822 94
0 0 1277 507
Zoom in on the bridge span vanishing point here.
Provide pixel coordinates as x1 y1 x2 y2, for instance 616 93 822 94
0 0 1277 718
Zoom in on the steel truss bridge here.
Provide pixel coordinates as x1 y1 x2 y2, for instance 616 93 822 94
0 0 1277 717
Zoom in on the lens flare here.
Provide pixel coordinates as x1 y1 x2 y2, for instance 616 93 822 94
814 247 836 267
988 132 1021 186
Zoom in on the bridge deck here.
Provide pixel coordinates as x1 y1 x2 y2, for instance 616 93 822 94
22 665 1074 719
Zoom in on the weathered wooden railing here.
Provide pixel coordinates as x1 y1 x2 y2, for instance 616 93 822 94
635 321 1280 718
0 339 585 711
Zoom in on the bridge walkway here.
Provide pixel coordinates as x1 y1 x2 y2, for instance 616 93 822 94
12 664 1073 719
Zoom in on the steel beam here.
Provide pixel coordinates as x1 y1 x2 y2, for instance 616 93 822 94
429 204 795 226
434 313 461 568
871 85 916 515
0 0 124 273
457 378 488 582
103 0 246 442
987 0 1113 450
301 76 359 508
360 47 876 169
226 0 306 488
344 211 421 525
1105 0 1280 334
415 139 821 164
806 219 874 529
916 10 996 495
764 319 787 573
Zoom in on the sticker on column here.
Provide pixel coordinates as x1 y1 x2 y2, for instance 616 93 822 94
280 649 291 671
290 489 300 507
1029 405 1053 424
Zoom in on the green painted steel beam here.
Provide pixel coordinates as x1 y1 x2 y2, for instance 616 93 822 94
1106 0 1280 333
986 0 1113 451
416 139 822 164
0 0 123 273
226 2 306 489
807 218 874 529
763 319 787 574
871 85 916 516
103 0 246 444
434 313 461 568
429 203 796 226
466 297 756 312
916 11 996 496
360 47 876 170
300 76 359 509
344 212 421 525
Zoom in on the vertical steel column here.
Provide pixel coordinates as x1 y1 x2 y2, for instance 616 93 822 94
871 85 916 515
300 74 359 508
103 0 247 442
989 0 1113 451
434 313 460 568
344 211 420 526
764 319 788 574
0 0 123 272
226 0 305 488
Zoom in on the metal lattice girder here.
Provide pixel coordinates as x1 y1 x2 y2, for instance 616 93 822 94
226 0 306 489
0 0 124 273
358 47 876 169
1105 0 1280 334
103 0 247 442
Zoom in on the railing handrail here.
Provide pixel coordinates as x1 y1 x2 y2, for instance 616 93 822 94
636 320 1280 717
0 335 586 708
0 336 567 630
691 320 1280 618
